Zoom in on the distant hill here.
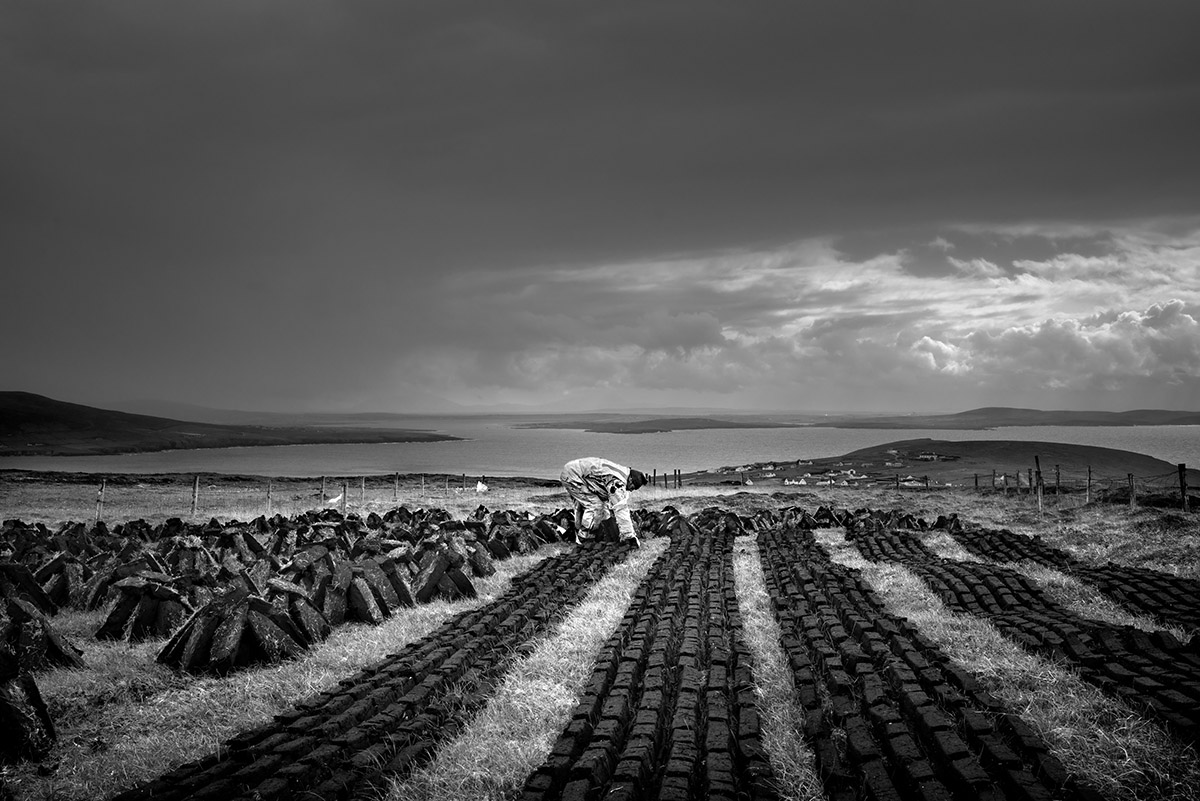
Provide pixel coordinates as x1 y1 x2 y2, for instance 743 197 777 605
0 392 459 456
516 416 806 434
812 407 1200 429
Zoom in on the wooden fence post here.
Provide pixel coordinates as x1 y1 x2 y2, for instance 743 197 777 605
895 474 900 490
191 476 199 517
341 482 348 515
320 476 327 503
991 469 996 489
360 476 366 506
1128 474 1135 509
1086 466 1092 504
1055 465 1060 495
95 479 106 524
394 472 399 501
1034 456 1043 517
923 475 929 489
267 480 273 516
1180 464 1189 512
652 469 657 487
974 474 978 490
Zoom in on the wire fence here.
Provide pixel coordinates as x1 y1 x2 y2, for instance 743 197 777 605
2 461 1192 527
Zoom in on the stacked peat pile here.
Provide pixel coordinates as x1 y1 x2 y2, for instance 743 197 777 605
0 561 83 766
1 504 588 679
157 586 321 676
0 640 57 764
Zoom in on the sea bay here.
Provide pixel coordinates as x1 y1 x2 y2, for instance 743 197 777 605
1 421 1197 480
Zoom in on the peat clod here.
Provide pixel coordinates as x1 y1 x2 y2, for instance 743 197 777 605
1 598 85 672
0 651 56 764
0 563 58 616
157 586 314 675
34 552 94 610
94 574 193 643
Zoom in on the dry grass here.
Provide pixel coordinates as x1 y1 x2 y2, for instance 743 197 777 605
816 529 1200 801
731 539 824 801
4 548 564 801
385 539 668 801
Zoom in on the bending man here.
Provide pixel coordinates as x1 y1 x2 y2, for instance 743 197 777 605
559 457 649 546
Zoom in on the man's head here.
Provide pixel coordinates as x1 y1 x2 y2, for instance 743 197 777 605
627 468 648 490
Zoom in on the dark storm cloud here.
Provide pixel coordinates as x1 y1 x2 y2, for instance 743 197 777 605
3 1 1199 411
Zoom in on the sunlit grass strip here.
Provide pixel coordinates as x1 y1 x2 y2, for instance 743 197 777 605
1006 563 1193 642
921 530 1194 641
385 538 667 801
813 529 1200 801
921 530 985 562
8 547 565 801
731 538 824 801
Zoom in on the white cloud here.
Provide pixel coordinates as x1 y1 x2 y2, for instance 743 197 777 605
382 220 1200 410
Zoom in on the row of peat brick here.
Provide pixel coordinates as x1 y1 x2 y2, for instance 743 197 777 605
521 508 776 801
758 522 1104 801
945 525 1200 633
843 524 1200 745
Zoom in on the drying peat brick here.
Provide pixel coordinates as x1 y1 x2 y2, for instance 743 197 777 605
34 552 93 610
0 563 58 616
466 542 497 578
2 598 85 672
0 657 56 764
265 577 332 644
82 553 173 611
162 536 220 578
95 575 193 643
376 557 417 608
157 587 314 675
347 576 385 624
413 549 451 604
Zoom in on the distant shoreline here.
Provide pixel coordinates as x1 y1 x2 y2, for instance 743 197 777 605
3 438 1196 486
0 429 460 458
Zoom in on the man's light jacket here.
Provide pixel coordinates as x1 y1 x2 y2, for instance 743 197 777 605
559 457 637 540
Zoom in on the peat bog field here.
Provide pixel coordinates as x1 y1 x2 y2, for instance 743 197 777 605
1 482 1199 801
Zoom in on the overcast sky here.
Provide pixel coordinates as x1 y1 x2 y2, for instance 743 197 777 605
4 1 1200 414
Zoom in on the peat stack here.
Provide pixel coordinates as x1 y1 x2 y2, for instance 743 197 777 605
34 552 94 610
212 525 267 567
161 535 220 578
264 579 331 645
83 552 173 611
410 543 478 604
311 557 416 626
1 597 84 672
94 573 193 643
0 563 58 616
157 586 314 675
0 642 56 764
278 543 337 593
